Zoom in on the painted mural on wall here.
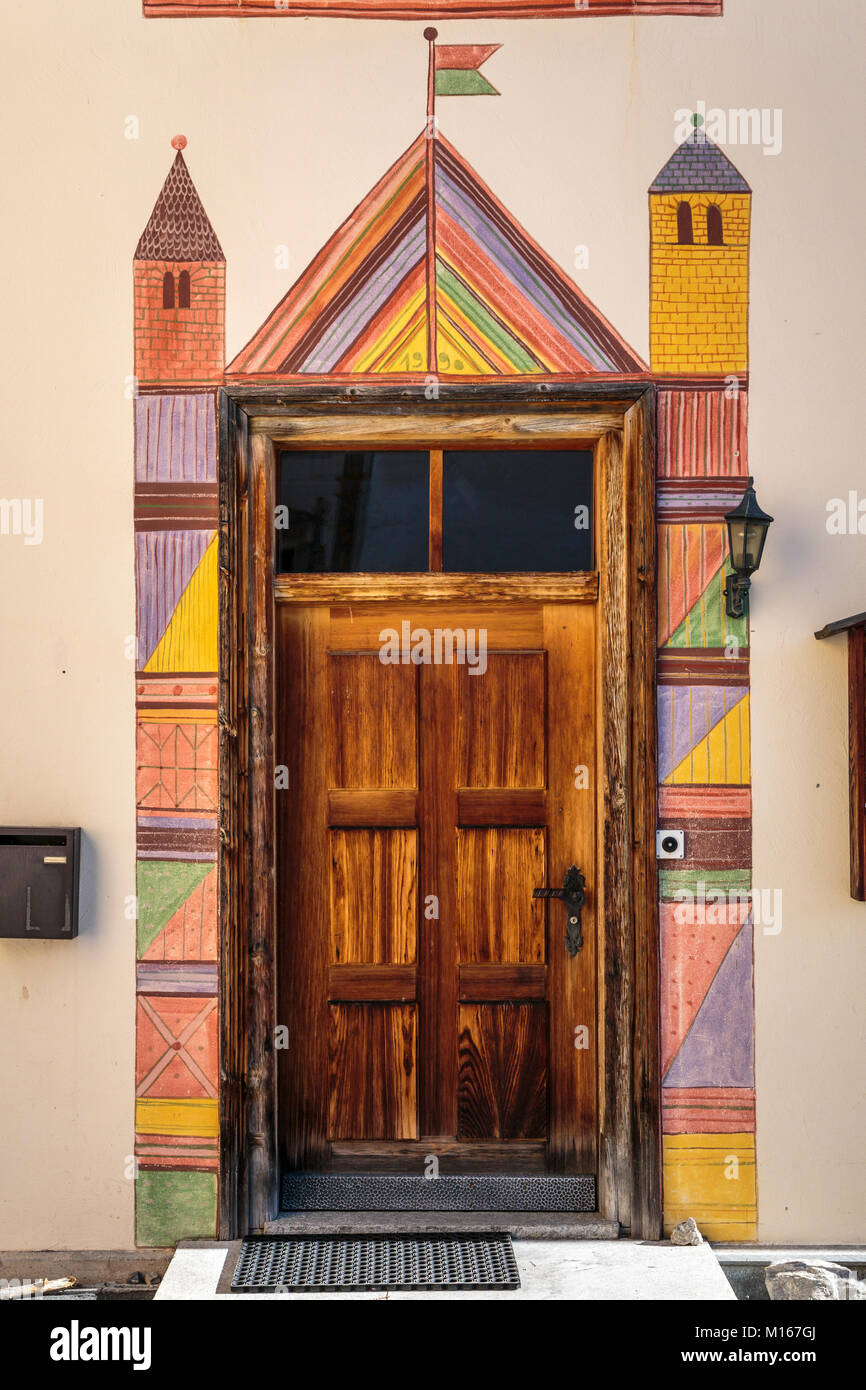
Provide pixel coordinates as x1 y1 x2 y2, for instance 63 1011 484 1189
133 41 755 1243
144 1 721 19
134 135 222 1245
651 128 756 1239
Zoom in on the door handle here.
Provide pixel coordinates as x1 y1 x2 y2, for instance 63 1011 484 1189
532 865 587 957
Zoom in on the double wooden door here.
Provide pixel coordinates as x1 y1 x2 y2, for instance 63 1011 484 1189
277 595 597 1178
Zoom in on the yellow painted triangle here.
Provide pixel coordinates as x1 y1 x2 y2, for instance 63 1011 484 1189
145 534 218 674
666 696 751 786
353 286 427 373
436 316 496 376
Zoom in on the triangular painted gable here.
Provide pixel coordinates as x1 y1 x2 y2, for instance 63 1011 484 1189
227 133 645 379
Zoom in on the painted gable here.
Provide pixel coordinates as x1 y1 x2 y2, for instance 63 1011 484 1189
227 133 645 379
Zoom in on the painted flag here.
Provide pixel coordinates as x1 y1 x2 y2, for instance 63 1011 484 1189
434 44 501 97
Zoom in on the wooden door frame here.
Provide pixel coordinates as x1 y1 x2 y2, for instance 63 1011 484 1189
217 381 660 1238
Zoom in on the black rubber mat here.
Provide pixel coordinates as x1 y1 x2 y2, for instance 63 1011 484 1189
280 1172 596 1211
231 1234 520 1291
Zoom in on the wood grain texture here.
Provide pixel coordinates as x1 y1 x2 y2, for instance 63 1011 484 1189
625 396 661 1240
545 601 597 1172
278 605 331 1172
849 625 866 901
429 449 443 573
327 789 418 827
328 965 417 1002
328 603 545 650
246 429 278 1229
457 789 547 826
457 828 546 964
258 410 622 446
329 1140 546 1174
458 1003 548 1140
329 654 418 789
329 829 418 964
417 658 459 1138
458 964 547 1001
328 1004 418 1140
457 654 546 789
276 574 598 605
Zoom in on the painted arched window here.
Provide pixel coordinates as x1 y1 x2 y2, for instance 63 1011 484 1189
676 201 694 245
162 271 175 309
178 270 191 309
707 204 724 246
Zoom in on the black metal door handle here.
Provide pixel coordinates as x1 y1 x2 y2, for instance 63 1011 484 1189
532 865 587 957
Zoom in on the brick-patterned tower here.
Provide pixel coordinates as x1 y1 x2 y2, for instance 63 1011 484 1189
649 122 751 375
650 127 757 1241
134 136 225 387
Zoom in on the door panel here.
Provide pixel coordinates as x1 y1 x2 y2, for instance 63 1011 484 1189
456 828 546 964
328 1003 418 1140
277 597 597 1178
457 1002 548 1140
329 828 417 965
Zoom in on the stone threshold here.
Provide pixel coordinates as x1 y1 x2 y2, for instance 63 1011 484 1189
264 1210 618 1239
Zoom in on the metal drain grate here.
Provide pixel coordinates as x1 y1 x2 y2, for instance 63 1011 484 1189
231 1234 520 1292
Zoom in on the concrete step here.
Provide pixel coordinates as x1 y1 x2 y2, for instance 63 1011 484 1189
265 1210 618 1239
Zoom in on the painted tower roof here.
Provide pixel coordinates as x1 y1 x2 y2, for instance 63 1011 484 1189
228 132 645 378
649 128 751 195
135 146 224 262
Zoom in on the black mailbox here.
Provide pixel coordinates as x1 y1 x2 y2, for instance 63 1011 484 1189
0 829 81 939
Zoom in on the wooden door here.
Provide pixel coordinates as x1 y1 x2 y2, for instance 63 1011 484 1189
277 594 597 1177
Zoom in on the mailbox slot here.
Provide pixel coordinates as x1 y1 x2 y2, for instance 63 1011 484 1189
0 829 81 938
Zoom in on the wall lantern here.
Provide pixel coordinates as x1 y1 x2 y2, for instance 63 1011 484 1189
724 477 774 619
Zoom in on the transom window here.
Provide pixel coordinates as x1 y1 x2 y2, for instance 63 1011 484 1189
276 449 593 574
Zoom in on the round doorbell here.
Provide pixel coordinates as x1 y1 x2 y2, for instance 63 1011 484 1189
656 829 685 860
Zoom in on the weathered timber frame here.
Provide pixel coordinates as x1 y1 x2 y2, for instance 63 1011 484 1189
218 382 660 1238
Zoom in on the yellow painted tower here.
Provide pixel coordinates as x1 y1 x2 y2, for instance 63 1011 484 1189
649 121 751 374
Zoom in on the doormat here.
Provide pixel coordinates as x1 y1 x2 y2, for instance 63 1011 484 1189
231 1234 520 1291
281 1172 596 1211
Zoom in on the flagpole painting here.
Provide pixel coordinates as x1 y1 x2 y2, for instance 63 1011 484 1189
424 30 501 374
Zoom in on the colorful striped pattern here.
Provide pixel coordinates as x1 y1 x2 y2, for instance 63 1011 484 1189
145 1 722 16
135 394 217 482
657 389 748 478
227 134 644 378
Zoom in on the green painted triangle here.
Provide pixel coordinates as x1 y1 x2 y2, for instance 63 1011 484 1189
136 859 213 958
436 260 539 372
435 70 499 97
666 561 748 650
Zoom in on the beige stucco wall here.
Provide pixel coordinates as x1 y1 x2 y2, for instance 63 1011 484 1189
0 0 863 1247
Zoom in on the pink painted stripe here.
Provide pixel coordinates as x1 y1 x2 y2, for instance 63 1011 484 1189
658 786 752 819
657 389 749 479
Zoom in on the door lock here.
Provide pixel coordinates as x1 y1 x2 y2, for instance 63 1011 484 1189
532 865 587 957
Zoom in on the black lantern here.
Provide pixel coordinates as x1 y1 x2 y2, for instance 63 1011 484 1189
724 477 774 619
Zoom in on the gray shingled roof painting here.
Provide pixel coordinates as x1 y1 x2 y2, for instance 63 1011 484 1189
135 151 225 261
649 130 751 195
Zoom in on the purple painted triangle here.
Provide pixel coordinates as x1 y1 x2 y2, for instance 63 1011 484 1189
657 684 747 782
136 530 212 667
664 923 754 1087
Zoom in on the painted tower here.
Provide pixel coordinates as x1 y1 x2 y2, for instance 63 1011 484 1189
134 136 225 387
650 125 757 1239
649 121 751 375
133 138 223 1246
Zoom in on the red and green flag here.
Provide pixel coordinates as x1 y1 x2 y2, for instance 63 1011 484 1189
434 43 501 97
